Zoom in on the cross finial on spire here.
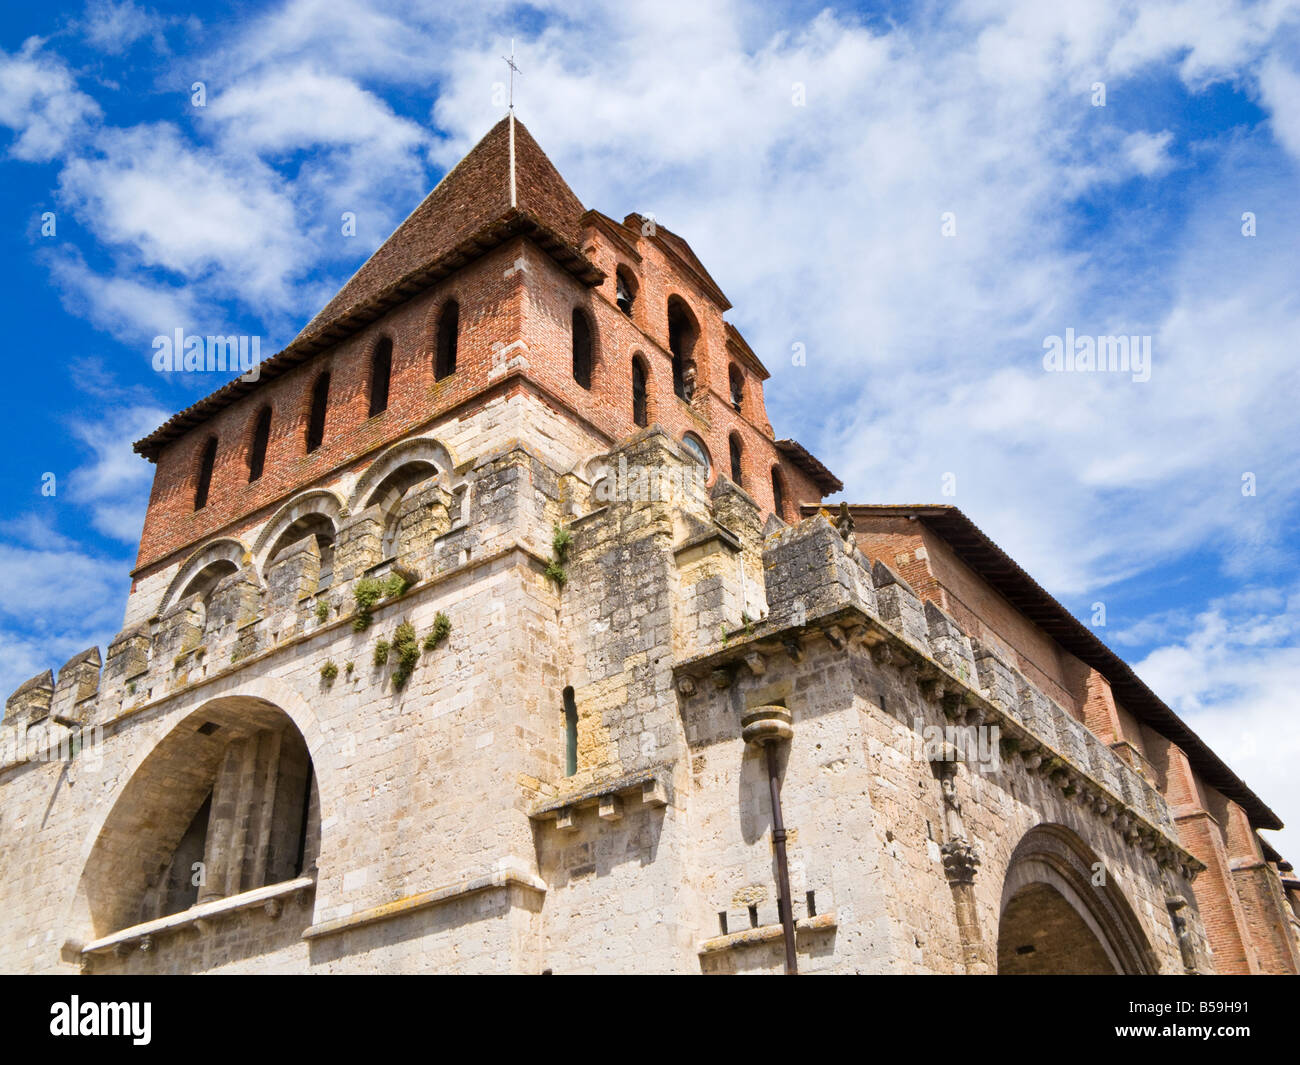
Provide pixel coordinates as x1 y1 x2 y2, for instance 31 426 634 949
502 39 522 112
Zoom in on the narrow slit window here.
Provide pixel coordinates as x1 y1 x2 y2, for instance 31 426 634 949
369 338 392 416
771 467 785 520
563 686 578 777
305 372 330 453
572 310 593 390
247 406 271 483
729 434 743 487
435 301 459 380
194 436 217 510
632 357 648 428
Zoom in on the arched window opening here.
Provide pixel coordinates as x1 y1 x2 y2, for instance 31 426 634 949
729 364 745 413
305 372 330 453
563 686 578 777
771 466 786 520
668 298 698 401
178 558 239 612
247 406 272 483
369 337 392 417
435 300 459 380
682 433 711 477
194 436 217 511
79 702 321 939
366 461 441 562
616 267 637 316
572 309 593 390
632 356 649 428
267 514 336 591
729 433 744 487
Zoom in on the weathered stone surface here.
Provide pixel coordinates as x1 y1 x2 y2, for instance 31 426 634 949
0 120 1286 980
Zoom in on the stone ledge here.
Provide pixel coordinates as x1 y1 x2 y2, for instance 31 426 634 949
673 602 1201 878
673 524 742 560
302 861 547 941
80 876 315 957
529 764 673 824
698 912 837 955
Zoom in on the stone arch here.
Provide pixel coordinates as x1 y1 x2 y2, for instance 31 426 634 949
345 436 457 516
251 489 345 575
996 823 1157 975
159 538 252 616
63 676 336 950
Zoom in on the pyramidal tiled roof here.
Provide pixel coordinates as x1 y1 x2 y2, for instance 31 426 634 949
134 114 603 460
299 115 589 339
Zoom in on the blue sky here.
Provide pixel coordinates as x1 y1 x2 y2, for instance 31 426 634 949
1 0 1298 855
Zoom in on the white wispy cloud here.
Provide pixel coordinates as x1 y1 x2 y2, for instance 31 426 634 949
65 403 171 542
1134 584 1300 858
76 0 168 54
0 37 101 161
43 247 199 346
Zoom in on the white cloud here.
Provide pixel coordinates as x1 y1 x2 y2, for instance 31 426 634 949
0 38 100 162
207 65 428 157
57 123 308 312
44 247 199 346
1256 52 1300 161
0 542 129 706
77 0 165 54
1134 585 1300 859
65 403 171 543
1123 128 1176 176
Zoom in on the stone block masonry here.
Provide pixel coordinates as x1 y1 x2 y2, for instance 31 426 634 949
2 115 1293 975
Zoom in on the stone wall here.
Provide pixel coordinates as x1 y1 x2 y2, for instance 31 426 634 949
0 389 1271 976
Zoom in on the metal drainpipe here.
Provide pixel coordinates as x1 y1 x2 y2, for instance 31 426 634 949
742 705 797 975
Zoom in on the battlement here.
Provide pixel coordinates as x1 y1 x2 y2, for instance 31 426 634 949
674 508 1196 877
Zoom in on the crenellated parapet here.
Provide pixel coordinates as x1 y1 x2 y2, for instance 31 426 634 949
0 436 561 748
51 647 102 727
674 509 1202 881
4 669 54 728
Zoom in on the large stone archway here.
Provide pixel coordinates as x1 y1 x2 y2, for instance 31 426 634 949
996 823 1157 975
70 695 320 944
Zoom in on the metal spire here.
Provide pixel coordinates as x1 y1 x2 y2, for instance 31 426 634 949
502 39 522 112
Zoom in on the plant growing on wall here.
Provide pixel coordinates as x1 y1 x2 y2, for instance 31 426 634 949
373 638 391 666
546 523 572 586
352 572 412 631
320 660 339 683
353 578 383 631
423 611 452 651
391 620 420 689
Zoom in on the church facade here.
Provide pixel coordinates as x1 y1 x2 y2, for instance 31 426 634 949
2 115 1297 975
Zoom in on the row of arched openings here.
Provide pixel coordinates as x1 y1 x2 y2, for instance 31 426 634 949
192 301 462 511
